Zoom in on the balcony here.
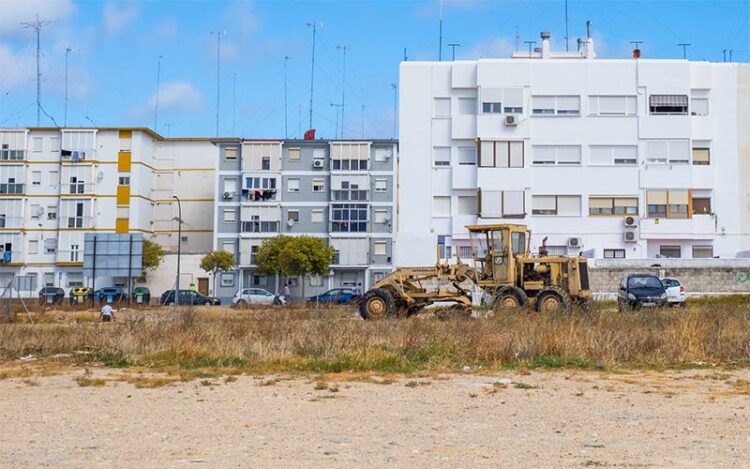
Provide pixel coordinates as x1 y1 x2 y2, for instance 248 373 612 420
0 149 25 161
239 252 257 266
0 216 22 229
241 188 278 201
639 215 716 240
241 221 279 233
66 217 93 229
0 183 24 194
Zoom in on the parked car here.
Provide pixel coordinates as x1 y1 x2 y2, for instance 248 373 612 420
661 277 687 306
307 288 360 305
93 287 126 303
38 287 65 306
617 274 668 311
233 288 285 306
160 289 221 306
132 286 151 304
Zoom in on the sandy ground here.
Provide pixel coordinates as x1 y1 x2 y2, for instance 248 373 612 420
1 368 749 468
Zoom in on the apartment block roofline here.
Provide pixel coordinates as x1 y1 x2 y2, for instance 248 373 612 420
25 126 238 142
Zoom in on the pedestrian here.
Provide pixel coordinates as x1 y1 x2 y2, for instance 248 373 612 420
283 283 291 301
100 302 115 322
354 282 362 296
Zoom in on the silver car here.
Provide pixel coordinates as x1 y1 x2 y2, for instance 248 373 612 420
660 278 686 306
233 288 285 306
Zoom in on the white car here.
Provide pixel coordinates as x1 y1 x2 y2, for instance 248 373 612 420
660 278 686 306
232 288 285 306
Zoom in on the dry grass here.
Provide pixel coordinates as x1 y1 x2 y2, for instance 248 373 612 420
1 301 750 375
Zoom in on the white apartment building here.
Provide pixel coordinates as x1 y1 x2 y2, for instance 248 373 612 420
397 32 750 267
0 127 217 295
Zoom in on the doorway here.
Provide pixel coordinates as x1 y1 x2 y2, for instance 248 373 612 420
198 278 209 296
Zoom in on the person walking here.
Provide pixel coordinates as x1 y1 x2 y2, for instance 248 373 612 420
283 283 291 302
100 302 115 322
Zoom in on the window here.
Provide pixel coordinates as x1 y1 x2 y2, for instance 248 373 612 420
32 171 41 185
374 209 388 223
532 95 580 116
331 204 368 232
459 246 472 260
604 249 626 259
479 141 523 168
28 240 39 254
482 87 523 114
692 192 711 215
311 210 324 223
312 178 325 192
649 95 688 115
692 142 710 165
482 102 502 113
458 146 476 165
70 244 80 262
44 238 57 254
29 204 40 218
434 97 451 117
32 137 43 152
118 176 130 185
223 209 236 222
374 179 387 192
47 205 57 220
309 275 323 287
432 196 451 217
457 196 477 215
221 273 235 287
458 97 476 115
373 241 387 256
659 245 682 258
224 147 238 160
646 190 690 219
433 147 450 166
331 143 368 170
532 145 581 165
373 147 390 162
287 210 299 223
589 96 637 116
67 273 83 288
252 275 267 287
691 97 709 116
222 240 235 253
49 171 58 185
244 177 277 191
69 176 85 194
478 189 525 218
589 145 638 165
288 148 301 160
588 197 638 215
223 178 237 193
287 178 300 192
531 195 581 216
692 245 714 258
645 140 690 164
332 181 367 201
261 156 271 171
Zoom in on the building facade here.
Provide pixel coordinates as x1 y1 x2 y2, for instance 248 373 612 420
397 33 750 267
0 127 217 295
213 139 397 300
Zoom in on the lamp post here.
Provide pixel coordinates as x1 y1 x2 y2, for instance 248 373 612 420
172 195 182 306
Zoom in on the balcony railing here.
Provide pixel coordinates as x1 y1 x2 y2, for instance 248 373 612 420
0 149 25 161
241 188 278 201
0 183 24 194
0 216 23 229
66 217 92 229
241 221 279 233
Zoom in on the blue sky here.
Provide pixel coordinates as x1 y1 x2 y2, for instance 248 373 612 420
0 0 747 139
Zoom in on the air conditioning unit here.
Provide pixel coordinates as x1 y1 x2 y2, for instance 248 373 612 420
222 191 234 200
313 159 324 168
624 229 639 243
624 215 639 228
505 115 518 126
568 237 582 248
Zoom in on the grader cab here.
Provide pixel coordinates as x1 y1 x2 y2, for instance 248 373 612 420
358 223 591 319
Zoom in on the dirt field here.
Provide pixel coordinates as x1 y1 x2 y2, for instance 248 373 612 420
2 367 749 468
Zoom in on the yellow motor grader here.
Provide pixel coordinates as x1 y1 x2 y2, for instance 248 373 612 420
359 223 591 319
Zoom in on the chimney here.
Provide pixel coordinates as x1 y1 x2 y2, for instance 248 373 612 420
540 31 551 59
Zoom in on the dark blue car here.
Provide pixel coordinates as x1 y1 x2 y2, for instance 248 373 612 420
307 288 360 305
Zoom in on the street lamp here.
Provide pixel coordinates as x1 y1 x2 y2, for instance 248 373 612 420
172 195 182 306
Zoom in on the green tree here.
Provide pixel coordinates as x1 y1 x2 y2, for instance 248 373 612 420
255 235 334 297
140 240 166 281
200 250 237 296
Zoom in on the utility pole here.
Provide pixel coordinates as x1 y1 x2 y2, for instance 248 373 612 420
678 43 691 60
232 71 237 135
564 0 569 52
307 21 319 130
447 43 461 61
284 56 290 139
438 0 444 61
21 15 51 127
360 104 366 139
64 47 72 127
337 45 348 139
391 83 398 139
154 55 163 131
524 40 536 58
210 30 226 137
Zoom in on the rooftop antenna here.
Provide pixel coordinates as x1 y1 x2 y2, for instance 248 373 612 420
678 43 691 60
284 56 290 138
524 40 536 58
210 30 226 137
232 71 238 135
84 114 97 127
64 47 72 127
515 25 520 52
163 123 172 137
447 43 461 61
729 49 733 62
360 104 366 139
330 103 343 139
438 0 444 61
154 55 163 131
564 0 569 52
337 45 349 139
403 47 408 61
21 15 51 127
391 83 398 139
306 21 319 130
298 103 302 138
723 49 727 62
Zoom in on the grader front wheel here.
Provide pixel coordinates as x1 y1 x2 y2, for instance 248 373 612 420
359 288 396 320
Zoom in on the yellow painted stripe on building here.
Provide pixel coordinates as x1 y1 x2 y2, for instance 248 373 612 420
118 151 132 172
117 185 130 205
119 130 133 139
115 218 129 233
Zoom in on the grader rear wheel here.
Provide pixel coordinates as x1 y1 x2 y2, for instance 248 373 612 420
535 286 571 313
492 286 528 311
359 288 396 320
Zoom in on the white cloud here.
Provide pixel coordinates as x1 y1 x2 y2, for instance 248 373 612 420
0 43 35 88
130 81 204 118
0 0 76 36
224 0 261 36
462 37 514 59
103 2 139 35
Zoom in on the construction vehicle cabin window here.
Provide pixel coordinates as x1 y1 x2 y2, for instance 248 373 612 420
511 232 526 256
491 230 504 253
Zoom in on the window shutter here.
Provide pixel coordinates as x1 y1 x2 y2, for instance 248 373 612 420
502 191 524 216
557 196 581 216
